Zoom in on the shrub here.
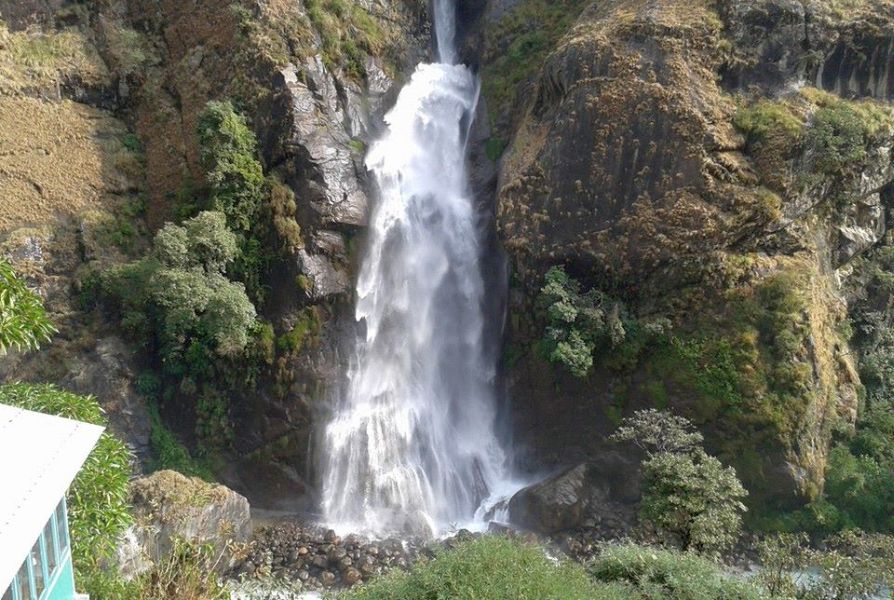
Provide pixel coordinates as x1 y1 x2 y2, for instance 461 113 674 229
609 408 704 454
589 544 766 600
481 0 590 122
0 259 56 353
640 449 748 553
757 531 894 600
821 443 894 532
196 101 272 303
0 383 133 572
611 410 748 553
304 0 384 78
148 403 215 481
343 535 629 600
805 103 869 177
81 538 228 600
197 101 265 233
733 100 804 147
538 265 630 377
97 211 259 450
153 211 238 274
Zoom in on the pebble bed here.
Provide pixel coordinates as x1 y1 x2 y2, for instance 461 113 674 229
231 520 630 594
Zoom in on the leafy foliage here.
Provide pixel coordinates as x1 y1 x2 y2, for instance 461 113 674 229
304 0 384 78
640 449 748 553
197 101 265 234
343 535 629 600
589 544 766 600
481 0 590 124
0 383 133 572
81 538 228 600
0 259 56 353
538 266 630 377
148 402 215 481
757 531 894 600
805 103 870 178
612 410 747 553
92 211 258 449
609 408 704 454
734 100 804 147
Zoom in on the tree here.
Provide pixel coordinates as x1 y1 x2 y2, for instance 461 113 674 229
154 211 238 274
0 259 56 353
640 449 748 553
611 409 747 553
609 408 704 454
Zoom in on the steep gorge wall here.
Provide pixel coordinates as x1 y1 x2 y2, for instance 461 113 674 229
477 0 894 512
0 0 429 509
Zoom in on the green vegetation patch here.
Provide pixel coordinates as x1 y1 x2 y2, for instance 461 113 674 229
305 0 385 78
0 259 56 354
344 535 628 600
481 0 590 122
590 544 765 600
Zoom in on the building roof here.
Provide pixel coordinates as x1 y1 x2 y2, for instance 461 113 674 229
0 403 104 591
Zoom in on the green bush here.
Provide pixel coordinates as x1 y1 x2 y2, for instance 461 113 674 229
0 259 56 353
0 383 133 573
481 0 590 121
197 101 265 234
820 441 894 533
611 410 748 553
805 103 869 177
344 536 629 600
148 403 215 481
81 538 228 600
589 544 766 600
304 0 383 78
757 531 894 600
640 450 748 553
97 211 259 450
196 100 274 304
538 265 631 377
733 100 804 147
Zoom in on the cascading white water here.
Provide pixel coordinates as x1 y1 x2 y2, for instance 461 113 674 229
321 0 514 537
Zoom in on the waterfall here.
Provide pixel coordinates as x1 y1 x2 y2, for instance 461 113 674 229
321 0 514 537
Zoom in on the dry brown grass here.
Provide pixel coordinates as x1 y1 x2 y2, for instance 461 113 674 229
0 96 136 232
0 20 108 94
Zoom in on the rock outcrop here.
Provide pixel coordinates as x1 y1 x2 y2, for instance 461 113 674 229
0 0 430 509
117 470 252 577
480 0 894 510
507 457 637 534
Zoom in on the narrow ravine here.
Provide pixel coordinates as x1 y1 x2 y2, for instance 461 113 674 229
320 0 515 537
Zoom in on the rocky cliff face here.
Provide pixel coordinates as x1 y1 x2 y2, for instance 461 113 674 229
4 0 894 525
0 0 428 508
477 0 894 511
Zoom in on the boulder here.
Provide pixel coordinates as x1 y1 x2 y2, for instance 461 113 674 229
508 464 591 534
117 470 252 577
508 456 637 535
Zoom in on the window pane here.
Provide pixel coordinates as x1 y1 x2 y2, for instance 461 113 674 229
55 501 68 552
30 541 44 598
16 560 31 600
43 519 58 575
